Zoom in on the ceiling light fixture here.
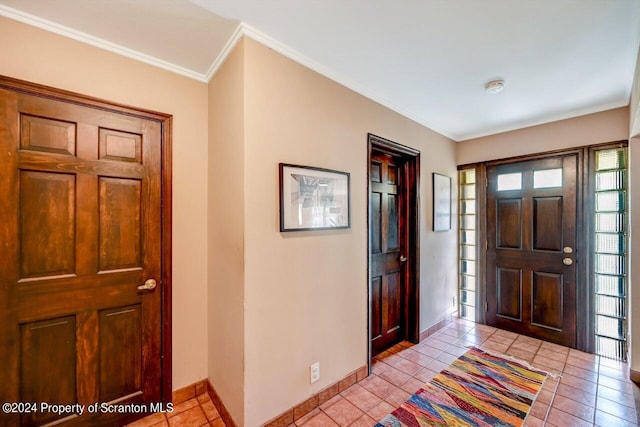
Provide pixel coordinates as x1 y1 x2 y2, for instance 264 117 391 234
485 80 505 94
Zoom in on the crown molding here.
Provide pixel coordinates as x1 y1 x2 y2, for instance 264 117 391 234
0 4 208 82
0 3 452 138
233 23 453 140
204 22 245 82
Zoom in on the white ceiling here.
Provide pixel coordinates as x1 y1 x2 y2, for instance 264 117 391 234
1 0 639 141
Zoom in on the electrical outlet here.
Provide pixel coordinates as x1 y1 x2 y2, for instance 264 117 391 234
310 362 320 384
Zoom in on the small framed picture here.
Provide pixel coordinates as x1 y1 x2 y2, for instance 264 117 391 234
279 163 350 232
433 173 451 231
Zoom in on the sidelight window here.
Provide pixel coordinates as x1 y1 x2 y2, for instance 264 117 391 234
593 147 627 360
459 168 477 321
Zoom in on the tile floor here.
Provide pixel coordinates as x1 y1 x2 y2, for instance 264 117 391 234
125 392 226 427
132 318 640 426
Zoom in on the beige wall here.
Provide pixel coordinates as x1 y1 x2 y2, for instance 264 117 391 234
0 17 210 390
629 46 640 374
207 40 246 425
457 107 629 165
241 38 457 425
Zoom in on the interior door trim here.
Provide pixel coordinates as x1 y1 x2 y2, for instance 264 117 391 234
0 75 174 405
367 133 420 368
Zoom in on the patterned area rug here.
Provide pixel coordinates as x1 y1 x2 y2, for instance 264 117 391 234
376 347 547 427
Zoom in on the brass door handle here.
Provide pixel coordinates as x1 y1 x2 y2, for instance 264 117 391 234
138 279 157 291
400 256 408 262
562 258 573 266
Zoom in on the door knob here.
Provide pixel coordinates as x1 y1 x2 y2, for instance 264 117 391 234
137 278 157 291
400 255 407 262
563 247 573 254
562 258 573 266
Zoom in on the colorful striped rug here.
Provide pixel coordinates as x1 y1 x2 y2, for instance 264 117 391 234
376 346 547 427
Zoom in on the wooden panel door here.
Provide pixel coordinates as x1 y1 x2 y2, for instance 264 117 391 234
0 81 168 426
486 155 577 347
370 153 406 356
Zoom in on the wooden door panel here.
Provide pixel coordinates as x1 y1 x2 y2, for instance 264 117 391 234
370 193 382 254
99 128 142 163
20 114 76 155
370 161 381 182
496 198 522 249
387 163 398 185
19 171 76 279
386 193 399 250
99 177 142 272
384 273 401 335
0 78 168 426
531 272 564 330
532 197 563 251
99 305 143 402
371 277 382 341
496 267 522 320
20 316 77 426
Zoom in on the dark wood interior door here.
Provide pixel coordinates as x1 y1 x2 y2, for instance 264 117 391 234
370 152 406 356
486 155 578 347
0 83 165 426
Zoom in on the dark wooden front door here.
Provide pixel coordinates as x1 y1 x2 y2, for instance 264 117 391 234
0 78 169 426
486 155 578 347
370 152 406 355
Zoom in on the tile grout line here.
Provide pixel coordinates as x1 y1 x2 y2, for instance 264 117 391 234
529 339 554 425
546 342 560 427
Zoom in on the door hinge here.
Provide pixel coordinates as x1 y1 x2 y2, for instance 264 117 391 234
485 240 488 250
485 301 488 312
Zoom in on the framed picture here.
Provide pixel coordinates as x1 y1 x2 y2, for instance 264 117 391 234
433 173 451 231
279 163 351 231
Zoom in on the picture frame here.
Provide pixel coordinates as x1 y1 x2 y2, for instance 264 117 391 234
433 173 451 231
279 163 351 232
